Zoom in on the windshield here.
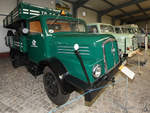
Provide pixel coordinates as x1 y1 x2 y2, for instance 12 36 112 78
46 19 86 33
121 28 129 33
133 28 141 33
128 28 134 34
87 25 98 33
100 25 114 33
115 27 122 33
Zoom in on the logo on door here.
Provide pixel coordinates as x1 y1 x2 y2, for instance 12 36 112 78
31 40 38 47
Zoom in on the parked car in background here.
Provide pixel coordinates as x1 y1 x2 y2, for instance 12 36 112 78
129 24 150 48
114 26 127 54
88 23 128 56
119 25 139 57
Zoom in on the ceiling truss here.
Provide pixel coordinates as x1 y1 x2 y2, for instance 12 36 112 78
63 0 150 23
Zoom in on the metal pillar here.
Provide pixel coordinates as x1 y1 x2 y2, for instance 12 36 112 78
97 14 102 23
72 5 78 18
112 17 115 25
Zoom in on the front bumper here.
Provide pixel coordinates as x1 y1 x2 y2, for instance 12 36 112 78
65 54 127 102
85 58 123 102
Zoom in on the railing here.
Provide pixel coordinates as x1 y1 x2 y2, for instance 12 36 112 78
3 2 72 28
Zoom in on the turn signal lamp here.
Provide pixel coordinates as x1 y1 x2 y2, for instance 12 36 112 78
61 10 66 16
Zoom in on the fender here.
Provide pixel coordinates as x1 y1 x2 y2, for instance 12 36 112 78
40 58 67 75
40 58 74 94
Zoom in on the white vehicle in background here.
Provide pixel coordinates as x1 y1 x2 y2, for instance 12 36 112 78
127 24 150 48
114 26 128 54
120 25 139 57
87 23 133 57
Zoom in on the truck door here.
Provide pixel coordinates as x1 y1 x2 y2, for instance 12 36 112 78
27 20 44 63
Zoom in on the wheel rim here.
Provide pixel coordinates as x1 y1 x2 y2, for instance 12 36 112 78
45 73 59 97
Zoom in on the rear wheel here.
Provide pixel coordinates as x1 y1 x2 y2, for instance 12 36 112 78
10 49 25 68
43 66 70 105
10 49 20 68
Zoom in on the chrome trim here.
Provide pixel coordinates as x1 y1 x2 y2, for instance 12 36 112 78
57 45 90 55
58 49 89 52
58 49 73 51
58 51 89 55
96 37 109 43
111 41 116 66
102 38 119 73
58 45 89 49
58 52 74 54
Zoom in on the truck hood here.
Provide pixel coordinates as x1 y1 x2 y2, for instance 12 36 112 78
51 32 115 60
52 32 113 45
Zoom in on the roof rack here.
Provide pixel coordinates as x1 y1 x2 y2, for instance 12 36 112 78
3 2 72 28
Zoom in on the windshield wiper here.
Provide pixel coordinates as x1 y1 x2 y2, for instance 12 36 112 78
49 14 60 26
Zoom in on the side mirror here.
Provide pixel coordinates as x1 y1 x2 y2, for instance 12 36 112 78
22 28 29 34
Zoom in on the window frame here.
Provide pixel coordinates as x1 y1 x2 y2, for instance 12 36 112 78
29 20 43 34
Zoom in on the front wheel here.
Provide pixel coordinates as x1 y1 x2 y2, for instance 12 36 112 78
43 66 70 105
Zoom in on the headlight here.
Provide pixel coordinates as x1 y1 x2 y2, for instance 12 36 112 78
93 64 101 78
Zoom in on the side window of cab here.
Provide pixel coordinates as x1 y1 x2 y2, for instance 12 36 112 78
29 21 42 34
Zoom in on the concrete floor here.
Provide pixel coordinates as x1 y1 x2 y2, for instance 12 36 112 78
0 50 150 113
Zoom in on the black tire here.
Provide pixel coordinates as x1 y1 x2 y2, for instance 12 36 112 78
43 66 70 105
7 30 14 36
10 49 21 68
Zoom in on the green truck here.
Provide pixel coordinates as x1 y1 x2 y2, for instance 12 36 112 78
3 2 125 105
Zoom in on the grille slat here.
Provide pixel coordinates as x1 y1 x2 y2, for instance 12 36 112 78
57 44 90 55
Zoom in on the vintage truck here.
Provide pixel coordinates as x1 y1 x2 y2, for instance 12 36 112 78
87 23 129 55
3 2 125 105
125 24 150 48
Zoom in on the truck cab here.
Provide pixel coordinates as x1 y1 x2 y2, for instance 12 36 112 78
3 2 125 105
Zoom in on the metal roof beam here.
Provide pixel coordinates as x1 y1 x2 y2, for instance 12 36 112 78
99 0 147 16
74 0 89 9
127 17 150 23
62 0 74 4
102 0 128 15
136 3 148 16
102 0 135 22
115 7 150 19
122 15 150 23
63 0 98 13
82 6 99 13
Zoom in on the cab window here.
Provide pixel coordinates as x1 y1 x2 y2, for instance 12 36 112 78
29 21 42 33
46 19 86 33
